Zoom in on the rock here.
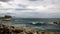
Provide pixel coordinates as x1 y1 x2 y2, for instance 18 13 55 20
54 22 57 24
37 32 42 34
0 24 60 34
0 15 12 21
53 20 60 25
19 32 26 34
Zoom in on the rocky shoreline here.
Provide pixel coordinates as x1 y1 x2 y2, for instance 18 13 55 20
0 24 60 34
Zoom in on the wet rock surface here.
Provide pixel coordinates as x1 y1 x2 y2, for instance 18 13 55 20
0 24 60 34
53 20 60 25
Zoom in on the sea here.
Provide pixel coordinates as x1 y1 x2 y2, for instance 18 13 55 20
0 18 60 32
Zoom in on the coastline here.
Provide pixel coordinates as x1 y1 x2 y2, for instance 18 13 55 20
0 24 60 34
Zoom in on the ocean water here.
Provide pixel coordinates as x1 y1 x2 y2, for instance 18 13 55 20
0 18 60 32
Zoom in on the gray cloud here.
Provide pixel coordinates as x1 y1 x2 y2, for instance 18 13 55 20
28 0 43 1
0 0 11 2
0 0 60 18
28 0 60 6
29 0 38 1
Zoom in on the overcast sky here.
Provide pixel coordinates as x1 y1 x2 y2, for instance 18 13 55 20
0 0 60 18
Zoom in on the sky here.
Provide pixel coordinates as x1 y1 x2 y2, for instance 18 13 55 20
0 0 60 18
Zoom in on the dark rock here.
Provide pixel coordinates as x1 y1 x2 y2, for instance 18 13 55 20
0 15 12 21
13 29 23 33
53 20 60 25
10 26 14 28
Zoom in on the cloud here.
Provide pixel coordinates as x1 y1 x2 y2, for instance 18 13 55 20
28 0 44 1
0 0 60 18
0 0 11 2
29 0 38 1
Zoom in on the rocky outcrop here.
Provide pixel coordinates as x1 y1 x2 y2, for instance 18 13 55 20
0 24 60 34
0 15 12 21
53 20 60 25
